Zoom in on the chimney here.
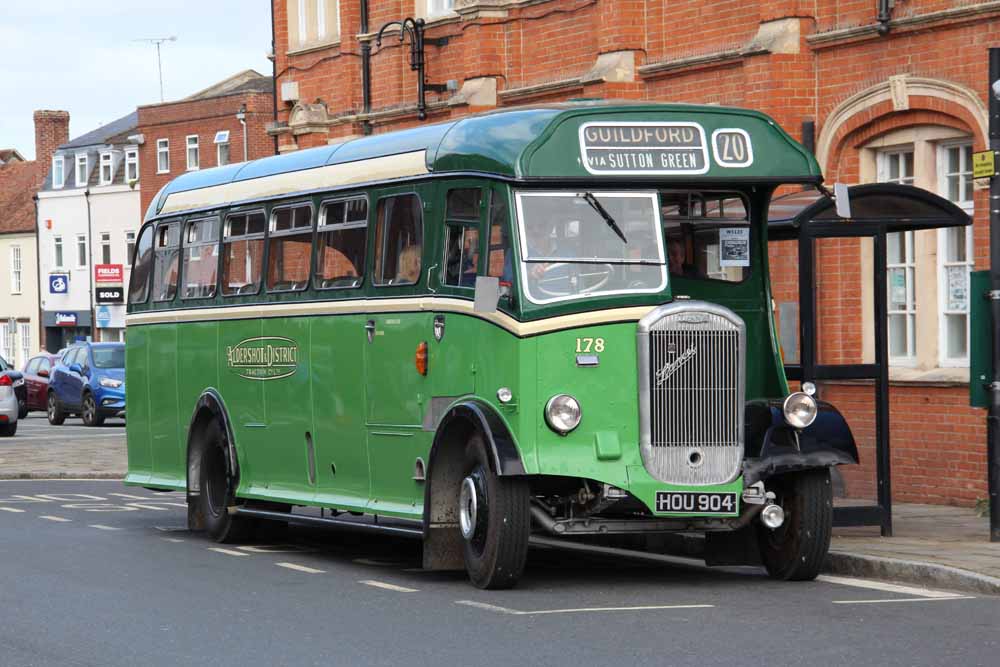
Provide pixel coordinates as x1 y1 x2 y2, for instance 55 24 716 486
33 109 70 185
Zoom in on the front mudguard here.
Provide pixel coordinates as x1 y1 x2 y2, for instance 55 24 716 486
742 399 858 485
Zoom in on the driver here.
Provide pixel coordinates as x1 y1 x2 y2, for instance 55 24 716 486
525 221 559 278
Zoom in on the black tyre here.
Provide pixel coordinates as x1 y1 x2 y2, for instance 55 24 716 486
197 420 254 543
81 393 105 427
758 468 833 581
0 422 15 437
458 433 530 589
47 392 66 426
17 400 28 420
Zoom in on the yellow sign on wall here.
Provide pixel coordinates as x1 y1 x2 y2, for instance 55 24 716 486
973 150 997 179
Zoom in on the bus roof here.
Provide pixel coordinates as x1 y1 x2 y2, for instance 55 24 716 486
147 101 822 219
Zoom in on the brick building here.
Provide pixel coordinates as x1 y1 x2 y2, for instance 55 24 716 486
136 70 275 214
269 0 1000 506
0 110 68 366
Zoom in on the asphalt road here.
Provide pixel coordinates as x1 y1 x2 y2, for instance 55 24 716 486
1 480 998 667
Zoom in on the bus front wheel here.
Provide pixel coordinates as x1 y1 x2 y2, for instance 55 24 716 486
757 468 833 581
458 433 530 589
197 420 254 543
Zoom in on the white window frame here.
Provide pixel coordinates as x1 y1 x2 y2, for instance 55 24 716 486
186 135 200 171
877 148 917 366
100 232 112 265
52 155 65 189
0 322 13 364
75 153 88 187
10 245 22 294
77 234 88 268
298 0 308 45
156 139 170 174
214 130 231 167
54 235 64 269
937 140 975 367
125 149 139 182
424 0 455 18
99 151 113 186
125 231 136 267
19 323 30 367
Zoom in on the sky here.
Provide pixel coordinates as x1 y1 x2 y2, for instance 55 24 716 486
0 0 273 160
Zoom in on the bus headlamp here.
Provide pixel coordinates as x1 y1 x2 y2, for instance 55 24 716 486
544 394 581 435
782 392 817 429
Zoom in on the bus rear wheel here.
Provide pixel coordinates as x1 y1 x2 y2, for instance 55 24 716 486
198 420 254 543
458 433 530 590
758 468 833 581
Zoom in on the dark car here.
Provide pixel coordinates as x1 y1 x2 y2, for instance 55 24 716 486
0 355 26 422
48 343 126 427
21 353 61 416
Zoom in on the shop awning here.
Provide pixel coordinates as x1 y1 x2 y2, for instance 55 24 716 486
768 183 971 241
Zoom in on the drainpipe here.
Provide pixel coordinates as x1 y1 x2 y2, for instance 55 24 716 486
33 194 43 352
237 103 249 162
360 0 373 135
84 188 95 342
270 0 279 154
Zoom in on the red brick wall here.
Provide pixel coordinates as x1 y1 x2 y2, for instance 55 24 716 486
136 91 274 214
33 109 70 186
268 0 1000 506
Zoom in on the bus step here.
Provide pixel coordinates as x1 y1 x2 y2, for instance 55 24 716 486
232 507 423 539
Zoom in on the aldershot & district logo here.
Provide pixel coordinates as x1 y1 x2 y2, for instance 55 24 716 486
225 336 299 380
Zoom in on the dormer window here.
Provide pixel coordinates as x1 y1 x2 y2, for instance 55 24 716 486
52 156 65 189
99 152 113 185
75 153 88 187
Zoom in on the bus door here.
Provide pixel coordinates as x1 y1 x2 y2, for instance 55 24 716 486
364 191 431 514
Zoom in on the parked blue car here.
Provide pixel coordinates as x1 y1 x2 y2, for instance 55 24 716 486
48 342 125 426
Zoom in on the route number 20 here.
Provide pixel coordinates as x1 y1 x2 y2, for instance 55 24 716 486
713 130 753 167
575 337 605 353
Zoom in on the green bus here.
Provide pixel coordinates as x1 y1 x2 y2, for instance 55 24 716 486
125 103 858 589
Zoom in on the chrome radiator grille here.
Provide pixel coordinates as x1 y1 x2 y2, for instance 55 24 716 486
637 302 745 485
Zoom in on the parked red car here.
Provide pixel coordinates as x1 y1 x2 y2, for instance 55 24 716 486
21 353 61 417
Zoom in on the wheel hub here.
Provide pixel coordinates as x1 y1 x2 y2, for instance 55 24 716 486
459 476 479 540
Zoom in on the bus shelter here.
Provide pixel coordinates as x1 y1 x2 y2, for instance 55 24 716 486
768 183 971 536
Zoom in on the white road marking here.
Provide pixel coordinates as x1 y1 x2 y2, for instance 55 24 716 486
360 580 419 593
161 537 185 543
237 545 311 554
36 493 106 502
109 493 150 500
277 562 326 574
89 524 121 531
125 503 171 511
39 515 71 522
455 600 714 616
0 507 25 513
832 596 976 605
817 575 961 599
208 547 249 557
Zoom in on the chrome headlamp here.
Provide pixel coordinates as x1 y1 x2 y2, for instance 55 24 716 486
544 394 581 434
99 377 123 389
782 391 817 429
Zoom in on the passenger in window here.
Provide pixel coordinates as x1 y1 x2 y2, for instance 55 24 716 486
396 245 421 283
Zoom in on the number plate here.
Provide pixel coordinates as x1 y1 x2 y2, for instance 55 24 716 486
655 491 738 515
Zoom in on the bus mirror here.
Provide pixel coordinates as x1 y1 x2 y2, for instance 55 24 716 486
474 276 500 314
834 182 852 219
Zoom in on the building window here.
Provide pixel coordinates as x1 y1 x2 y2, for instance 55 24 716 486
290 0 340 48
9 245 22 294
938 142 974 366
157 139 170 173
877 148 916 364
99 152 113 185
19 323 30 367
75 153 88 187
186 135 200 171
215 130 230 166
425 0 455 18
77 234 88 268
100 232 112 264
52 156 65 189
0 321 13 364
54 236 63 268
125 231 136 267
125 149 139 182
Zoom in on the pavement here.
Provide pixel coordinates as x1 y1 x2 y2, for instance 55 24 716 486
2 412 998 597
1 479 998 667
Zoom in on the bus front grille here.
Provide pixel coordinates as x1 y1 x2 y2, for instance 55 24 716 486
637 302 745 486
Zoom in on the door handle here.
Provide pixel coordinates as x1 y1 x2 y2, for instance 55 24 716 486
365 320 376 344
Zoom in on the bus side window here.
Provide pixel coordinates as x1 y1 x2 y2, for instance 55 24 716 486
373 194 422 286
152 221 180 302
315 196 368 289
443 188 481 289
486 190 512 289
181 217 220 299
222 211 266 296
267 204 313 292
127 225 155 305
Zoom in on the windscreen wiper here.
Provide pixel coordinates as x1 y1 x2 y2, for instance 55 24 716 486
580 192 627 244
